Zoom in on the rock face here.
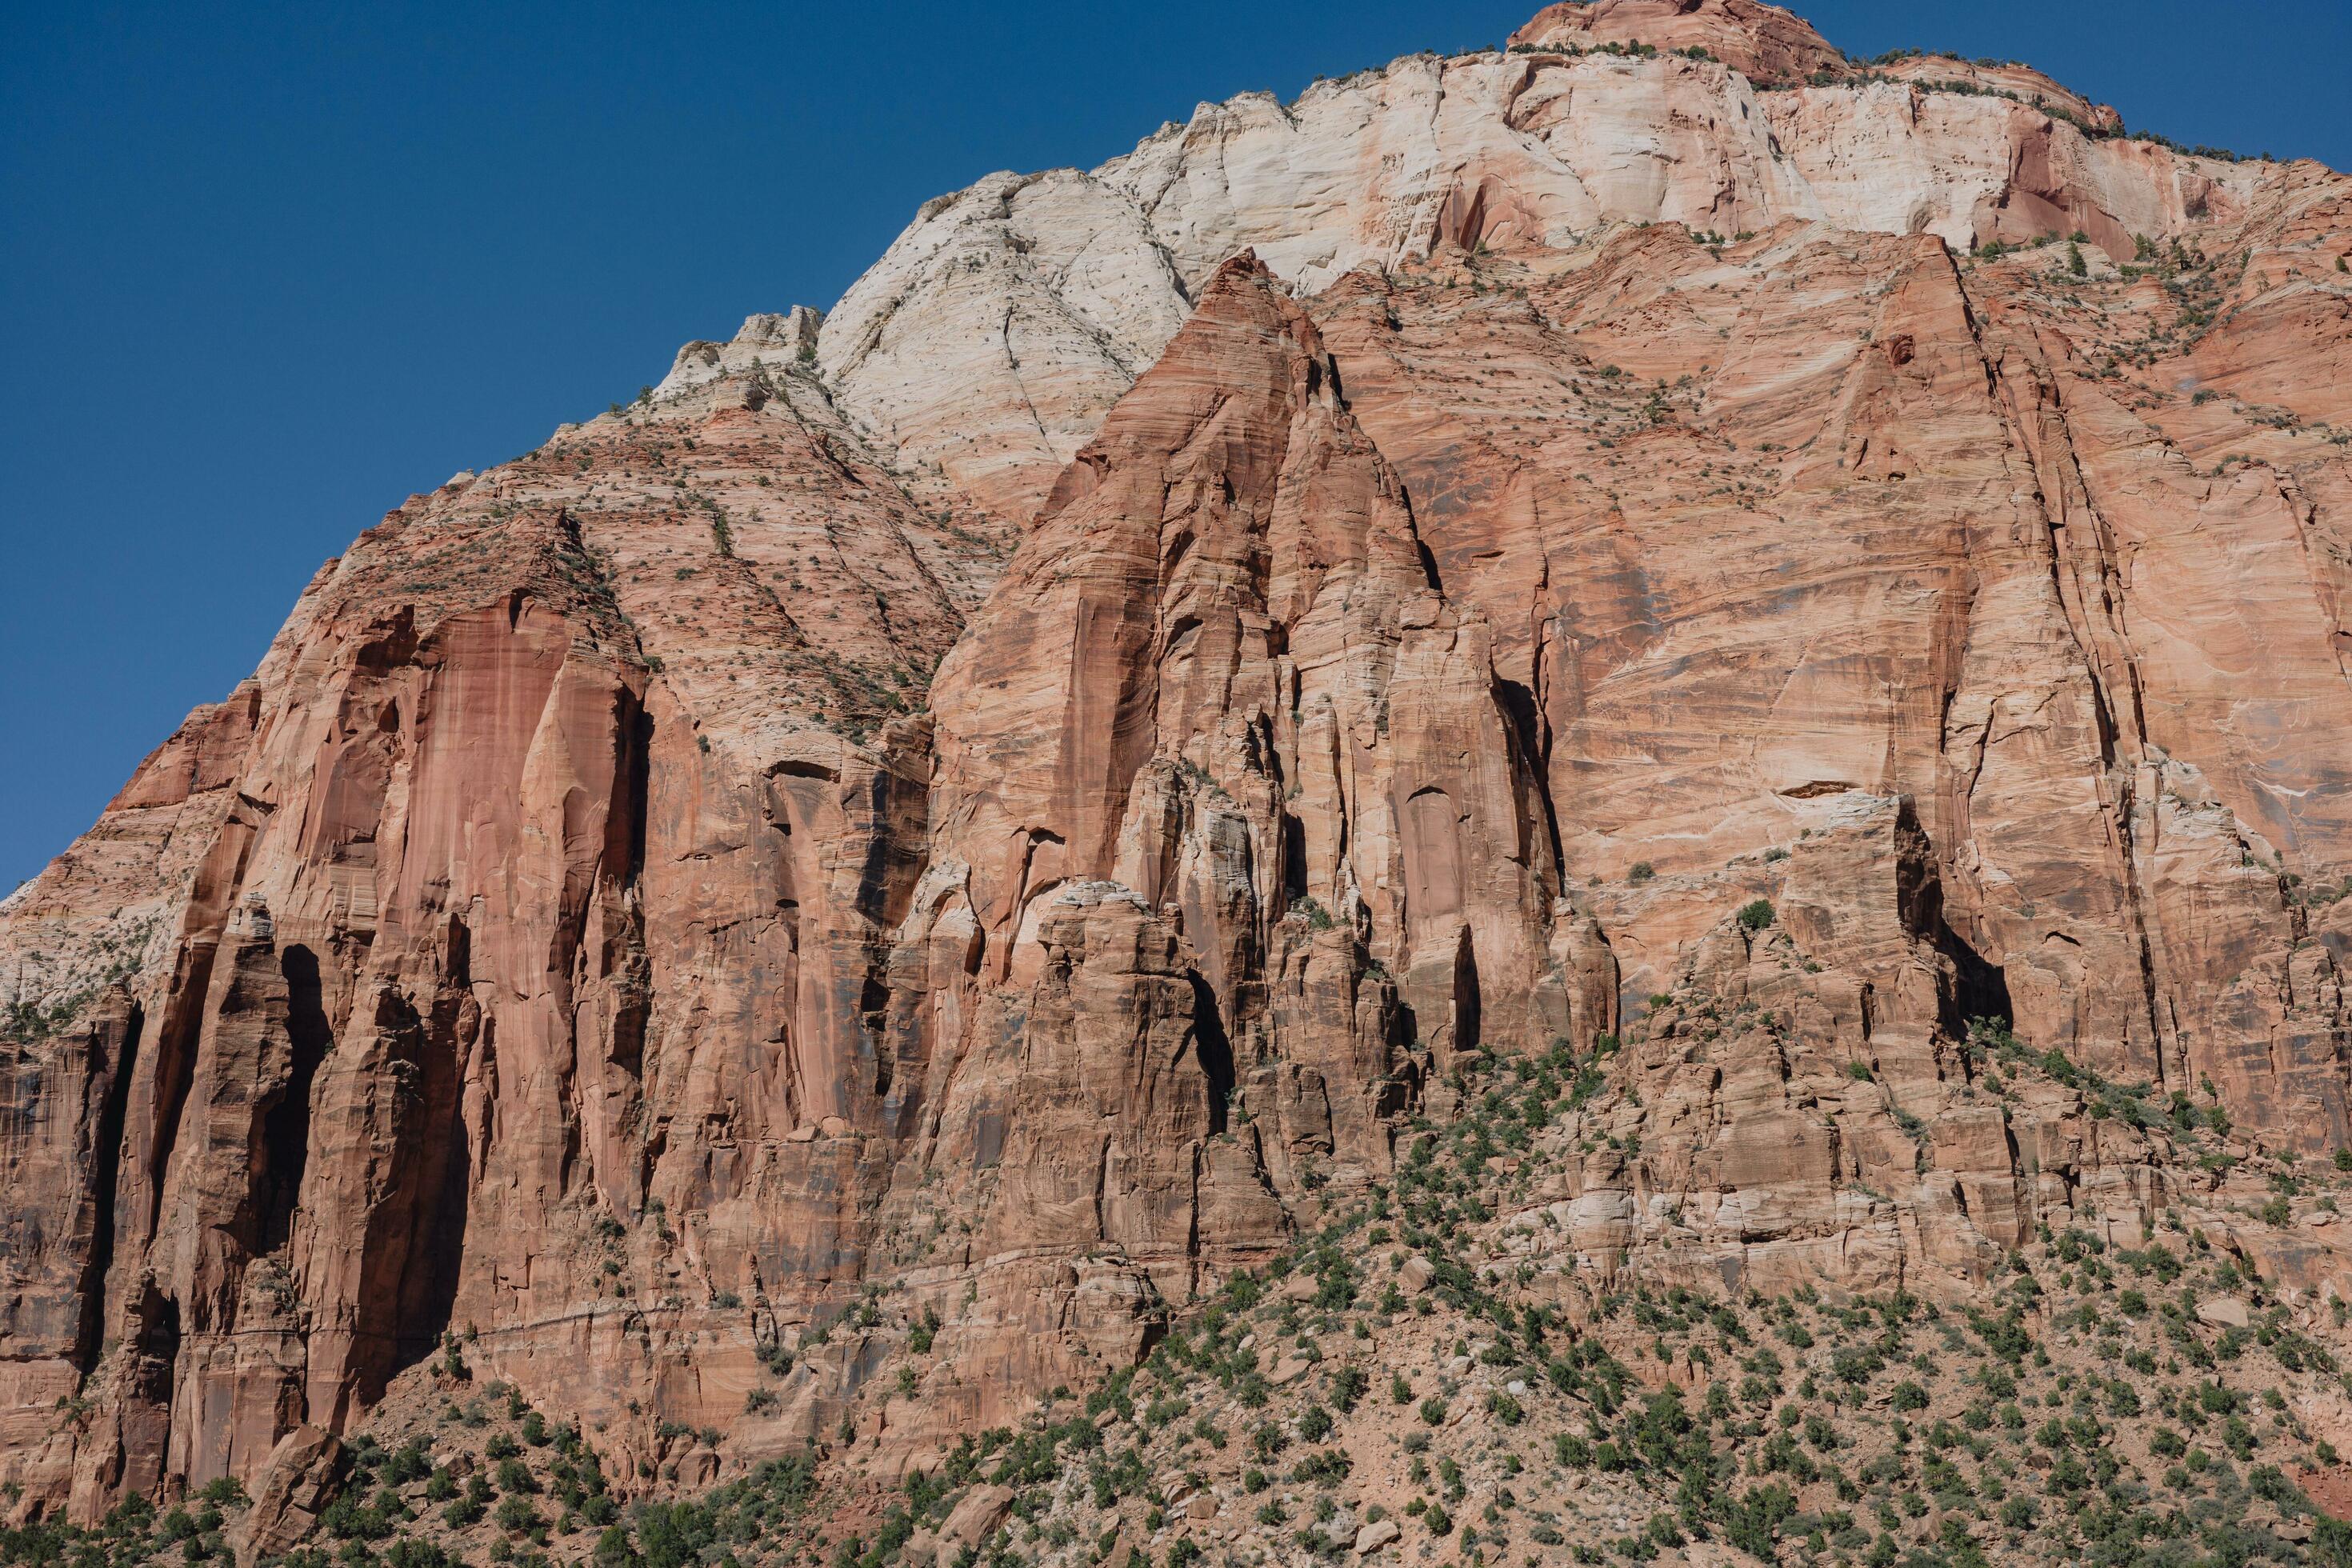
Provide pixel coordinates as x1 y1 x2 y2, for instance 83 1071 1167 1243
816 6 2258 529
226 1424 342 1566
1513 0 1846 84
878 255 1564 1415
0 351 991 1509
6 0 2352 1526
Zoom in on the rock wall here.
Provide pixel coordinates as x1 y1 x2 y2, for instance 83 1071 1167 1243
0 358 986 1510
4 0 2351 1524
817 13 2270 529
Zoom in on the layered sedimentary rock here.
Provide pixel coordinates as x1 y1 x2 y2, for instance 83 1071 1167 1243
5 0 2352 1529
817 0 2269 528
881 255 1559 1397
0 352 993 1510
1513 0 1846 84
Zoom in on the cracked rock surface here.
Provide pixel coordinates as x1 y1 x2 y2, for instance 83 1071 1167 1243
5 0 2352 1553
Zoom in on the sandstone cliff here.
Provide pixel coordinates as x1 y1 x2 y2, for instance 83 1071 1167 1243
3 0 2351 1554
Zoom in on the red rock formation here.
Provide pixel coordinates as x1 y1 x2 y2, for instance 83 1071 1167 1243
0 354 988 1511
1512 0 1844 84
5 0 2352 1528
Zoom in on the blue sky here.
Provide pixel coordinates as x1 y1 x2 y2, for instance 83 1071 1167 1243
6 0 2349 890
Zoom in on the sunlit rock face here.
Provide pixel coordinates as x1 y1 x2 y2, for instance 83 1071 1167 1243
817 0 2263 528
5 0 2352 1523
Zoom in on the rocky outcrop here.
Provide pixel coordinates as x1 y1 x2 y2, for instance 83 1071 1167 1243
0 349 991 1512
1298 216 2352 1128
1512 0 1846 84
814 7 2273 527
226 1424 342 1566
849 254 1584 1447
4 0 2352 1531
1511 0 2120 134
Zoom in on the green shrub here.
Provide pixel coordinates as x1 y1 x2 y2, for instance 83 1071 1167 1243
494 1494 542 1534
1327 1367 1367 1414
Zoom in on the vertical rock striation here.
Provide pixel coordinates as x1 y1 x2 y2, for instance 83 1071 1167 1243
4 0 2352 1525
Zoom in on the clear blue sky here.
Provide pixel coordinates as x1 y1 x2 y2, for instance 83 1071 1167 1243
6 1 2348 890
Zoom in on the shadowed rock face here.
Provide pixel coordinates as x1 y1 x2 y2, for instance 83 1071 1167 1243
5 0 2352 1525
